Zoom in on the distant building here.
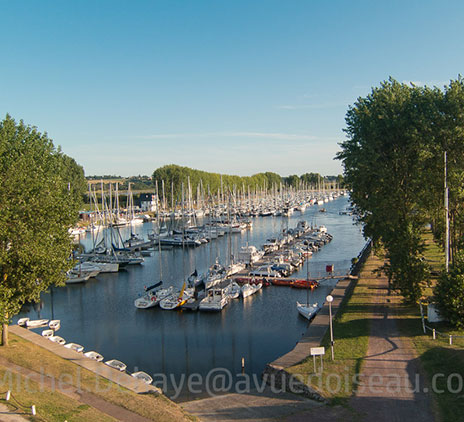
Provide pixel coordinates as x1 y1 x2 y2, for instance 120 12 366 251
139 193 157 212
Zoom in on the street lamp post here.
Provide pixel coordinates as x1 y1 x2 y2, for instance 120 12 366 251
326 295 334 360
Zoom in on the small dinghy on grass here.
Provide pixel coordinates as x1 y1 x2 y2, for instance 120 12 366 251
42 329 54 338
17 318 29 327
131 371 153 385
105 359 127 372
84 351 104 362
49 335 66 345
26 319 49 328
48 320 60 330
64 343 84 353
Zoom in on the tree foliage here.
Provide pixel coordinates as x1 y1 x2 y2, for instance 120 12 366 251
434 251 464 328
337 78 455 302
0 115 85 336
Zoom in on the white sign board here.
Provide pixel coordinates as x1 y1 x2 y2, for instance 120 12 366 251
310 347 325 356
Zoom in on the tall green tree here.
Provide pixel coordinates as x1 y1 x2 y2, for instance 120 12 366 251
337 79 439 302
0 115 85 345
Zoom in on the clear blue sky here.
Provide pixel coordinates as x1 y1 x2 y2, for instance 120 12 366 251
1 0 463 177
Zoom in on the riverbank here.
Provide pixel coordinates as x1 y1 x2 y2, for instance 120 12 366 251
0 332 196 422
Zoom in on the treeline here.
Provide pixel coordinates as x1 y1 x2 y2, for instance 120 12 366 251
151 164 341 205
338 77 464 324
87 175 153 191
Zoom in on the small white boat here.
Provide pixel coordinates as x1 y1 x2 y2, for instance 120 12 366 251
26 319 49 328
84 351 104 361
131 371 153 385
105 359 127 372
17 318 30 327
41 329 54 338
224 281 241 300
241 282 262 298
64 343 84 353
49 335 66 345
296 302 319 320
48 320 60 331
66 272 91 284
134 284 174 309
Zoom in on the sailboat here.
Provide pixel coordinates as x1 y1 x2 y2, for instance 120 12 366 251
134 282 175 309
296 302 319 320
297 253 320 320
159 282 194 310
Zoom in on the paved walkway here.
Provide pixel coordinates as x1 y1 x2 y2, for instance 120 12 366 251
349 257 434 421
0 404 29 422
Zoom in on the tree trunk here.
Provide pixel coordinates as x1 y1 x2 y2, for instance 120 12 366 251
1 322 8 347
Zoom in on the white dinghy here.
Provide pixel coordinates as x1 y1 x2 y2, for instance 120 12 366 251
17 318 29 327
48 320 61 331
49 335 66 345
84 351 104 362
26 319 49 328
105 359 127 372
64 343 84 353
131 371 153 385
41 329 54 338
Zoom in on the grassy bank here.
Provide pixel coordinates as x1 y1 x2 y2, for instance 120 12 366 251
0 333 196 422
287 259 375 403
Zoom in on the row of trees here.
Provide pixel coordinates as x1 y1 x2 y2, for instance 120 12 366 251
152 164 341 206
0 115 86 344
338 78 464 323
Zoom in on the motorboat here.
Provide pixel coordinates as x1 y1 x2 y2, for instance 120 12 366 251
64 343 84 353
224 281 241 299
105 359 127 372
199 288 229 312
238 245 265 265
241 282 262 298
131 371 153 385
72 262 101 277
296 302 320 320
84 351 104 361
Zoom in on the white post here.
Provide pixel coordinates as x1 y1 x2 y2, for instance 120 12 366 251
6 391 10 401
31 405 36 416
327 295 334 360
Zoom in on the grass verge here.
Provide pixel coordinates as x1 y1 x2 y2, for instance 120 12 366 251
0 333 196 422
287 259 376 404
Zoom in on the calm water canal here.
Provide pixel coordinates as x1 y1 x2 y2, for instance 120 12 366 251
15 196 366 400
